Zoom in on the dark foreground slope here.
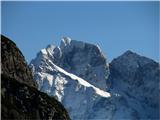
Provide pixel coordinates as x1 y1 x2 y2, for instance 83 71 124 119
1 35 70 120
1 35 37 87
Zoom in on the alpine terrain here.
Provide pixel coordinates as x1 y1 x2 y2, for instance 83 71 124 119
1 35 70 120
30 37 159 120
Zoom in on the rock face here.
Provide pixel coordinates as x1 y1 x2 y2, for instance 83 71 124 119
59 37 109 90
1 35 37 88
1 74 70 120
30 37 109 90
1 35 70 120
30 37 159 120
108 50 160 119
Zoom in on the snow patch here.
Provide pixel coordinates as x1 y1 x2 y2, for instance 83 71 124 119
61 37 71 46
41 49 47 55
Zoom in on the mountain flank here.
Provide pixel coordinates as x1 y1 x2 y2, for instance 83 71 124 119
1 35 70 120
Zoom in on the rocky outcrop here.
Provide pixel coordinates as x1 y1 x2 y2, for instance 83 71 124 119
59 37 109 90
1 74 70 120
1 35 70 120
1 35 37 88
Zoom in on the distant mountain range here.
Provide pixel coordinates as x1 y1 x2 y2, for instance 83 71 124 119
30 37 159 120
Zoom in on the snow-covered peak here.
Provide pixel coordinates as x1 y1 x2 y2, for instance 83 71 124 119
62 36 71 44
59 39 110 90
46 44 56 55
60 37 71 49
31 38 109 90
30 38 113 119
30 51 111 119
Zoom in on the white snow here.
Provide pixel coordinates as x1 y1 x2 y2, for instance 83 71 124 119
41 49 47 55
61 37 71 46
48 59 111 98
46 45 56 56
38 72 53 86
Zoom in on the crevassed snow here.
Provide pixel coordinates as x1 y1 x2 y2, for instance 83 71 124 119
48 59 111 98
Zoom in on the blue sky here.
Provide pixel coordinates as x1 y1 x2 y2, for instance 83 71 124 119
2 1 159 63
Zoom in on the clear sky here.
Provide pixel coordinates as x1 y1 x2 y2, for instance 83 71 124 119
2 1 159 63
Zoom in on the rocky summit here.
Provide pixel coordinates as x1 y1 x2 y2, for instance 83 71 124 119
30 37 159 120
1 35 70 120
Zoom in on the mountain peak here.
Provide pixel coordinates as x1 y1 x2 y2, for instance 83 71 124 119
123 50 135 55
120 50 141 59
110 50 158 83
60 36 71 48
31 38 109 90
116 50 155 65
